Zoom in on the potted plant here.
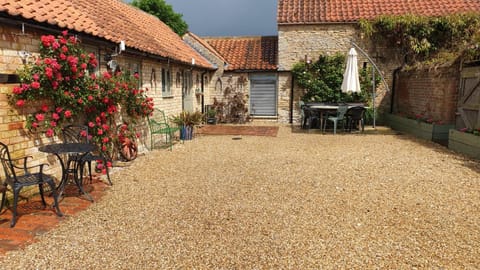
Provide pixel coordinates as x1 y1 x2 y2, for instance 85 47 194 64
171 111 203 140
206 108 217 125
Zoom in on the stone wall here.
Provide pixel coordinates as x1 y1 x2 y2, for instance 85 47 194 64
278 24 403 124
0 23 192 176
394 65 460 123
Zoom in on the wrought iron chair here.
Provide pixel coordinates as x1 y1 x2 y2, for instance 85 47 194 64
62 125 112 186
0 142 63 227
345 106 367 132
148 109 180 150
323 104 349 134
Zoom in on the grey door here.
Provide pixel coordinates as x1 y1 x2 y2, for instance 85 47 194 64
250 74 277 116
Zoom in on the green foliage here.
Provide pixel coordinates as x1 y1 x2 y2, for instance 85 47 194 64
292 53 380 104
360 13 480 64
131 0 188 36
9 32 154 155
170 111 203 126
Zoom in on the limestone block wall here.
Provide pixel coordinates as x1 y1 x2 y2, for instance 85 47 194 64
183 34 225 112
0 23 193 178
278 24 403 124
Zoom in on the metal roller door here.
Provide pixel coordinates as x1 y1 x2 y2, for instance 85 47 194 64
250 74 277 116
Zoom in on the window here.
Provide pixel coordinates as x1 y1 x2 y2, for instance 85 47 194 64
150 68 157 92
162 68 171 96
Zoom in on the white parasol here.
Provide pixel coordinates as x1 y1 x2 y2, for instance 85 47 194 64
341 48 361 93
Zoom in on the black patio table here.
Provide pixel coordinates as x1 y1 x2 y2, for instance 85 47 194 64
38 143 96 202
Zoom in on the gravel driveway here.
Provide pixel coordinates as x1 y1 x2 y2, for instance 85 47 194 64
1 125 479 269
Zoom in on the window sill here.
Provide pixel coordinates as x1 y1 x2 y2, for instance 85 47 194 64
162 95 174 99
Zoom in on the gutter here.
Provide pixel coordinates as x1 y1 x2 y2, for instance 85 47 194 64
0 15 215 71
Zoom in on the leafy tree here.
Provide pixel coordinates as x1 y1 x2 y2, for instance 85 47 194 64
131 0 188 36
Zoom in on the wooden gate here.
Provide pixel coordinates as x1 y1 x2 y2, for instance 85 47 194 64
457 66 480 129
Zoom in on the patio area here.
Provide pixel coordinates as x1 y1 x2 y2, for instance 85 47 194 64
0 125 478 268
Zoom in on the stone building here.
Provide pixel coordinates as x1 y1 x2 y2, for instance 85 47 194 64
277 0 480 124
0 0 214 172
184 34 278 121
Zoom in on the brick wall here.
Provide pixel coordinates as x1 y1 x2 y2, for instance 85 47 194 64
394 65 460 123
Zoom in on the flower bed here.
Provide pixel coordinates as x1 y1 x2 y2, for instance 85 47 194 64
385 114 454 144
448 129 480 159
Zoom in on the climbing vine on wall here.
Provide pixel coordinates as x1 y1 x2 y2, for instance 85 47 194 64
359 13 480 65
292 53 380 104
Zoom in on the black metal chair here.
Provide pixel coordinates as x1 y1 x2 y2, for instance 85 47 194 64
345 106 367 132
62 125 112 186
300 101 321 129
0 142 63 227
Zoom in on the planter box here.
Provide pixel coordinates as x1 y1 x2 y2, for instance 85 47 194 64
385 114 454 144
448 129 480 159
180 125 194 140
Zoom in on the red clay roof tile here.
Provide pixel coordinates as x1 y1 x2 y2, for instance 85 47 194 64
0 0 213 69
278 0 480 24
203 36 278 71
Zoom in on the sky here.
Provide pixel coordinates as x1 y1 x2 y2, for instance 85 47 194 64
162 0 278 37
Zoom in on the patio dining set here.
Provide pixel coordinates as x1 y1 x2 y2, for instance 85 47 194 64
300 102 367 134
0 125 112 227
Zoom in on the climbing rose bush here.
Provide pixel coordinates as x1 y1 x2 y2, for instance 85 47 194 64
9 31 154 154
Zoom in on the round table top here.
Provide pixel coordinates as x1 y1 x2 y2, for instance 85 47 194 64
38 143 96 154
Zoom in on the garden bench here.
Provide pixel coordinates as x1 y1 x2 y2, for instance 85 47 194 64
148 109 180 150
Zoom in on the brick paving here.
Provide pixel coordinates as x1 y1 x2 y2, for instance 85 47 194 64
0 177 110 256
197 125 279 137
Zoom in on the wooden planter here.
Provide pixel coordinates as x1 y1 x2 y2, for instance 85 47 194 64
385 114 454 144
448 129 480 159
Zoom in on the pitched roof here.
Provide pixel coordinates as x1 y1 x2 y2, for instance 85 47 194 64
0 0 213 69
203 36 278 71
278 0 480 24
184 32 227 64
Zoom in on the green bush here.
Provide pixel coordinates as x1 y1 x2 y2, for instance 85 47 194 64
292 53 380 104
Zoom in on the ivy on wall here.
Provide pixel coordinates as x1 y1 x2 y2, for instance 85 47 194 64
359 13 480 66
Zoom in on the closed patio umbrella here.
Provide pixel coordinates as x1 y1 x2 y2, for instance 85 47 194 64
341 48 361 93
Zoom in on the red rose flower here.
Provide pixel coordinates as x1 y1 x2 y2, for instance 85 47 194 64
45 128 54 137
35 113 45 121
16 100 25 107
41 104 49 112
64 110 72 118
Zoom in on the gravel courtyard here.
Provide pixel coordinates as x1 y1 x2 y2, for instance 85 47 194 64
1 125 479 269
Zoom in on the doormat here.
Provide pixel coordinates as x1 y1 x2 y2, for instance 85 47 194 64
197 125 279 137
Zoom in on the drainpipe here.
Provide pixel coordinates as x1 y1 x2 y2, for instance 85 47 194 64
289 74 295 124
201 71 207 113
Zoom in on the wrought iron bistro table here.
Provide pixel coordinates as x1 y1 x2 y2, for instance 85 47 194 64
39 143 96 201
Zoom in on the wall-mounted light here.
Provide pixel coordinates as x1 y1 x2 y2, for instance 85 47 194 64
110 40 126 57
119 40 125 52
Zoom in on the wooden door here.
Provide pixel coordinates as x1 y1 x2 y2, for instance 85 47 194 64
457 66 480 129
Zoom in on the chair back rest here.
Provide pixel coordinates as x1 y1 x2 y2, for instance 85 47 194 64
62 125 89 144
346 106 366 120
149 109 169 124
0 142 17 181
337 105 349 119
